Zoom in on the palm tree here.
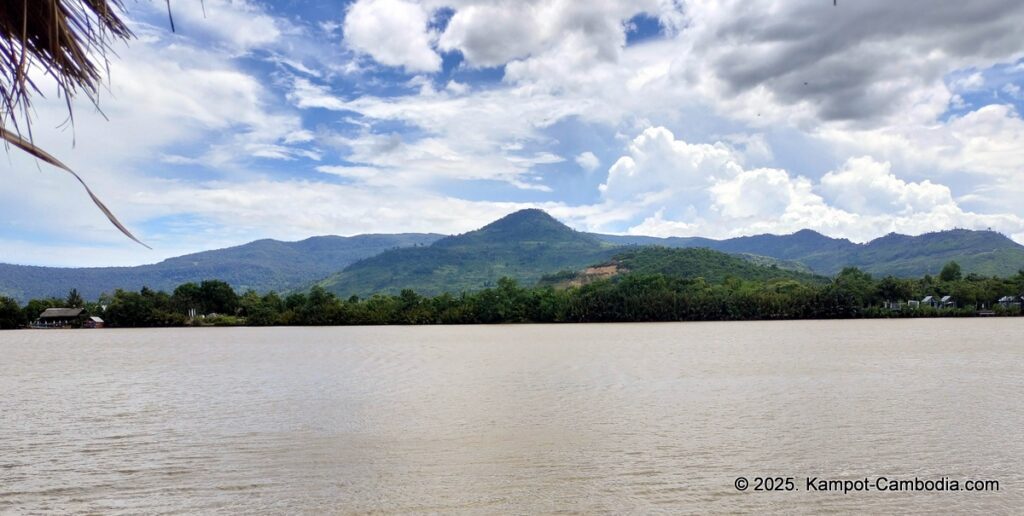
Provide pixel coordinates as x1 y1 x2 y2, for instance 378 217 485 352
0 1 147 247
66 288 84 308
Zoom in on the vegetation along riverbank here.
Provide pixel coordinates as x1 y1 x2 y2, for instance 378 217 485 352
2 257 1022 329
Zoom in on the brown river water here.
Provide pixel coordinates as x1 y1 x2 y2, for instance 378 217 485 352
1 319 1022 514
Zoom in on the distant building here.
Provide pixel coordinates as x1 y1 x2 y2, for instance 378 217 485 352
940 295 955 309
34 308 85 328
998 296 1022 309
921 296 938 308
907 300 921 309
83 316 105 329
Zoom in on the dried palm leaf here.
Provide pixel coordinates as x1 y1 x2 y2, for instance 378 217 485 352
0 127 150 248
1 0 147 247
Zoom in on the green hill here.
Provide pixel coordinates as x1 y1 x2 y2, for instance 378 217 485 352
0 233 442 303
541 247 826 287
319 209 616 297
844 230 1024 277
597 229 1024 277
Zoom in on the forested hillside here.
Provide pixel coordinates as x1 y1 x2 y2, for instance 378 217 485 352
320 210 616 297
540 247 825 287
0 234 441 302
597 229 1024 277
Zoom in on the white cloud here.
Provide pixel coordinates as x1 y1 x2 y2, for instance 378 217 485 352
1003 83 1022 99
436 0 675 68
823 104 1024 180
818 157 955 215
438 3 542 67
288 77 348 110
721 133 774 165
288 77 601 190
343 0 441 72
316 165 383 180
575 151 600 172
627 211 699 238
446 80 469 95
947 105 1024 176
163 0 283 52
0 17 313 255
711 168 816 220
596 126 1024 242
600 126 742 205
951 72 985 92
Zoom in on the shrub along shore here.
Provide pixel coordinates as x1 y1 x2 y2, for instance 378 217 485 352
2 263 1022 329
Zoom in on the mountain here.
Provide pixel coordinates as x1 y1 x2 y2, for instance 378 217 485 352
595 229 1024 277
843 229 1024 277
540 247 826 288
4 209 1022 303
319 209 616 297
0 234 442 303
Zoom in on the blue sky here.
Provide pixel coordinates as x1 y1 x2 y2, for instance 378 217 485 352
3 0 1024 266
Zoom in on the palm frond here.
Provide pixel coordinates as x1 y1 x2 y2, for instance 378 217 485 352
0 0 148 248
0 127 150 249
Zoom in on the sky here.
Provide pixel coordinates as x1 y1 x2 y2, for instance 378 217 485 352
3 0 1024 267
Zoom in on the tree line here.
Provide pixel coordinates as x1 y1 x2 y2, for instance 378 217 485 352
1 262 1023 329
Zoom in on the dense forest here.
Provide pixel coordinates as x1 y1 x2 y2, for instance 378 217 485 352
2 261 1022 329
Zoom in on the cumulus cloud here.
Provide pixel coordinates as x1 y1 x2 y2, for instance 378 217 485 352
343 0 441 72
626 210 699 238
596 127 1024 242
436 0 679 68
682 0 1024 125
575 152 600 172
437 3 543 67
818 157 955 215
711 168 816 220
600 126 743 205
822 104 1024 179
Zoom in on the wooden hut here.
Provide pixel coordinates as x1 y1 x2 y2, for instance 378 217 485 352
34 308 85 328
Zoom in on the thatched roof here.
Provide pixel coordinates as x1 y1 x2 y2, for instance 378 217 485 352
0 1 131 128
1 1 149 248
39 307 84 319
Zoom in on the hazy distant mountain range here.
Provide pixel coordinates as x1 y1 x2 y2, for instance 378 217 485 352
596 227 1024 278
0 234 441 302
3 209 1023 302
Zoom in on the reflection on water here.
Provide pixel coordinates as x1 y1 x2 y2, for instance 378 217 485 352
1 319 1022 513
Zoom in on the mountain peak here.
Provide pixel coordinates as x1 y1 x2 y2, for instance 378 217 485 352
324 209 611 297
477 209 595 242
431 209 601 250
482 209 560 229
791 229 826 238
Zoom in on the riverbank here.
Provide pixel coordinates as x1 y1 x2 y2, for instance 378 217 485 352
4 270 1022 329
